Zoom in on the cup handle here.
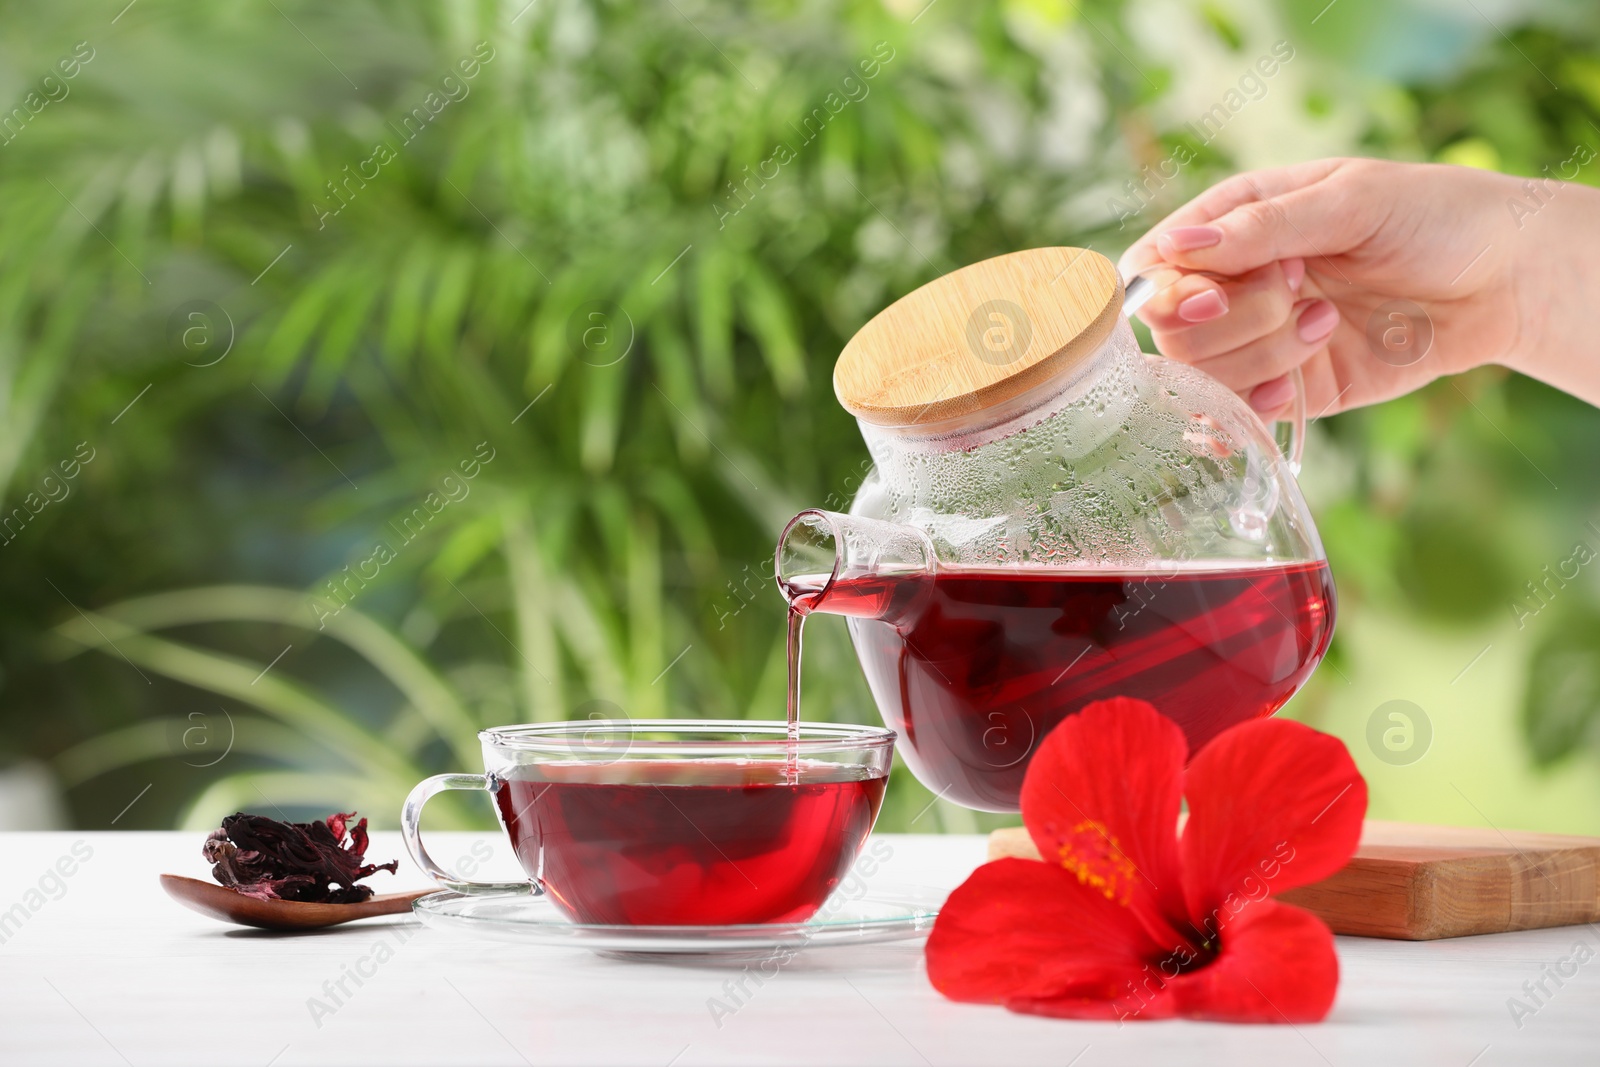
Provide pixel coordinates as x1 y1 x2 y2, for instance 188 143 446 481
1124 271 1306 475
401 773 532 895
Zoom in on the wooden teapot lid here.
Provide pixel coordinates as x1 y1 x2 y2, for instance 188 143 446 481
834 247 1124 428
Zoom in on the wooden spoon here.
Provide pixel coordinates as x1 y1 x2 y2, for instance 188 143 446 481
160 874 434 931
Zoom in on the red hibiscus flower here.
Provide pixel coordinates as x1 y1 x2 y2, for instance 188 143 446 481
926 697 1366 1023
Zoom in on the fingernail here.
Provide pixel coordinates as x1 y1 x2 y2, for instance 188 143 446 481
1157 226 1222 255
1283 257 1305 294
1176 289 1228 323
1250 375 1297 414
1296 299 1339 344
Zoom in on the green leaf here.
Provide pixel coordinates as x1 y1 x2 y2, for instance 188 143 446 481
52 716 312 788
259 273 337 382
305 265 382 409
648 320 709 462
429 510 506 584
384 241 435 368
52 587 482 771
500 506 565 719
626 509 665 714
424 245 477 360
579 361 628 472
738 262 807 397
1394 506 1519 624
53 611 419 780
644 468 718 581
1522 609 1600 766
178 770 476 832
694 244 736 398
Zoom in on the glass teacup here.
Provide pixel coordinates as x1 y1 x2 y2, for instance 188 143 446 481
401 719 895 926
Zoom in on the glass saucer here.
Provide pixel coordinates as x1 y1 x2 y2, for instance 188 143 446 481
413 885 944 961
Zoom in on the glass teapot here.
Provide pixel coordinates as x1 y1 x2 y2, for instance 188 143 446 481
775 248 1335 812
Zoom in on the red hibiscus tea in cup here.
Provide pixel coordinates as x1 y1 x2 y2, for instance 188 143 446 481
402 720 895 926
495 759 886 925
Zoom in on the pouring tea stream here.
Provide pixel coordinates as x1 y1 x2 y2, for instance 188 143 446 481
775 247 1335 812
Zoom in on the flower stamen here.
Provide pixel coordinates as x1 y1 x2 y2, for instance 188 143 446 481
1056 819 1137 906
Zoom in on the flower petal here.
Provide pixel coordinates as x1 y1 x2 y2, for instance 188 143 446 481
926 858 1164 1006
1018 697 1189 943
1181 718 1366 927
1004 989 1178 1021
1168 900 1340 1023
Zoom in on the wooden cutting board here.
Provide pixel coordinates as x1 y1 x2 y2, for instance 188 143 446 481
987 820 1600 940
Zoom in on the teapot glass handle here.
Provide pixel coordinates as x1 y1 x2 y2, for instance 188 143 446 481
1276 367 1306 476
1124 272 1305 475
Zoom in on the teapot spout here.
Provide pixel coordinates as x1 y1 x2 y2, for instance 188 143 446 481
775 509 936 623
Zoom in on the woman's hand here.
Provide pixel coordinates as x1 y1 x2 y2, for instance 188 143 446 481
1118 157 1600 417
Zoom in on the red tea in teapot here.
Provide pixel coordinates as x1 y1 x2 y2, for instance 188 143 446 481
789 559 1334 811
785 247 1342 811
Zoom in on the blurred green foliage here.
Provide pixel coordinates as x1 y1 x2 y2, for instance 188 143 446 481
2 0 1600 831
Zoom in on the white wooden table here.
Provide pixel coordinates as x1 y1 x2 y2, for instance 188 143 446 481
1 831 1596 1065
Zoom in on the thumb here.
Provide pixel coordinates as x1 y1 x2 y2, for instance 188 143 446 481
1151 179 1366 275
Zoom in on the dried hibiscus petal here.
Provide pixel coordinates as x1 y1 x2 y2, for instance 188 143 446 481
203 811 398 904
